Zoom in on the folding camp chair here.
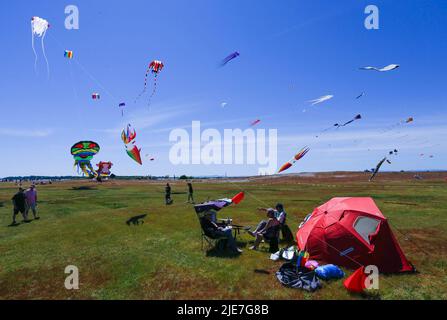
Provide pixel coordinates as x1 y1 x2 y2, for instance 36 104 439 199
195 211 227 252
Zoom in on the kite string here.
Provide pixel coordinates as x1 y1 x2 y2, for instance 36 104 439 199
134 67 150 103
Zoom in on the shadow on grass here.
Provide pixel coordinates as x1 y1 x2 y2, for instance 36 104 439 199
71 186 97 191
0 202 3 207
126 214 147 226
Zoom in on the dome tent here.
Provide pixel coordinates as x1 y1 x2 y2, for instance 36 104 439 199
297 197 414 273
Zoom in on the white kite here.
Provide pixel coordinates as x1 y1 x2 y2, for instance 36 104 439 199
360 64 399 72
308 95 334 106
31 16 50 77
221 102 227 108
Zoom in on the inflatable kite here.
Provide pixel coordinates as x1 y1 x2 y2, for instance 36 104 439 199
96 161 113 177
278 147 310 173
31 16 50 77
121 124 142 165
369 157 387 181
360 64 399 72
70 141 100 178
135 60 164 106
220 51 240 67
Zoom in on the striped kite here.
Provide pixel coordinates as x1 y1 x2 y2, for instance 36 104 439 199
70 141 100 178
278 147 310 173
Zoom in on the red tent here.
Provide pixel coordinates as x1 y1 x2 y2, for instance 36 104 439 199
296 197 414 273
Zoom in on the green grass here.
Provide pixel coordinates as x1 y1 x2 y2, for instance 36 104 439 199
0 176 446 300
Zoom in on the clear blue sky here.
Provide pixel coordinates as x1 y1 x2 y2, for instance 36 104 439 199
1 0 446 177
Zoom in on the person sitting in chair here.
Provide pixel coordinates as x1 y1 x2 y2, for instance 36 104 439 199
200 212 243 254
248 208 280 250
258 203 294 243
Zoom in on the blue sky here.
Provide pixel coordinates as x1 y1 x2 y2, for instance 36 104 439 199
0 0 446 177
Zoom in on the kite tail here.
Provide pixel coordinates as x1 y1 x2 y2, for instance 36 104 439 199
147 74 158 108
31 26 38 74
41 29 50 79
134 67 150 103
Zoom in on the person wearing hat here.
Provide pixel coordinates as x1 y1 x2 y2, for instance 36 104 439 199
25 184 39 220
199 212 242 254
11 187 28 225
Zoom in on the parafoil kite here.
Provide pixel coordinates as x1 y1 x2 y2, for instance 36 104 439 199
220 52 240 67
31 16 50 77
96 161 113 177
360 64 399 72
278 147 310 173
135 60 164 106
64 50 73 59
70 141 100 178
119 102 126 116
121 124 142 165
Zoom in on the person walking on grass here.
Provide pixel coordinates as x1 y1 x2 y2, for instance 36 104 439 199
165 183 172 205
25 184 39 220
187 182 195 204
11 188 29 225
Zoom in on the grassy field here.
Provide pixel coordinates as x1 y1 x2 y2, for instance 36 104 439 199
1 172 446 300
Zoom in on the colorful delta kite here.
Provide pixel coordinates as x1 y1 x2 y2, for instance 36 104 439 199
360 64 400 72
220 51 240 67
121 124 142 165
96 161 113 178
135 60 164 106
92 93 100 100
31 16 50 77
278 147 310 173
250 119 261 127
70 141 100 178
64 50 73 59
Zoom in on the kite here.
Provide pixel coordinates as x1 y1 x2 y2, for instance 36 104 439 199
360 64 399 72
220 51 240 67
308 95 333 106
406 117 414 123
335 114 362 128
64 50 73 59
96 161 113 177
221 102 227 108
250 119 261 127
135 60 164 106
121 124 142 165
278 147 310 173
145 154 155 161
119 102 126 116
31 16 50 77
369 157 387 182
356 92 365 99
92 93 100 100
70 141 100 178
381 116 414 134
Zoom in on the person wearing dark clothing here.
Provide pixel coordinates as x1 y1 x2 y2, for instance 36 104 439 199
200 214 242 254
165 183 172 205
187 182 195 204
11 188 28 225
248 208 280 250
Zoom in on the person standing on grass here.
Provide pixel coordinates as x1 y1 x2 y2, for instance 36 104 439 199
165 183 172 205
187 182 195 204
25 184 39 220
11 188 28 225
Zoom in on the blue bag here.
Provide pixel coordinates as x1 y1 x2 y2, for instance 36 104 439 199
315 264 345 280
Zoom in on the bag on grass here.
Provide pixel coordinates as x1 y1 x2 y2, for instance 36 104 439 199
276 262 321 292
315 264 345 280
